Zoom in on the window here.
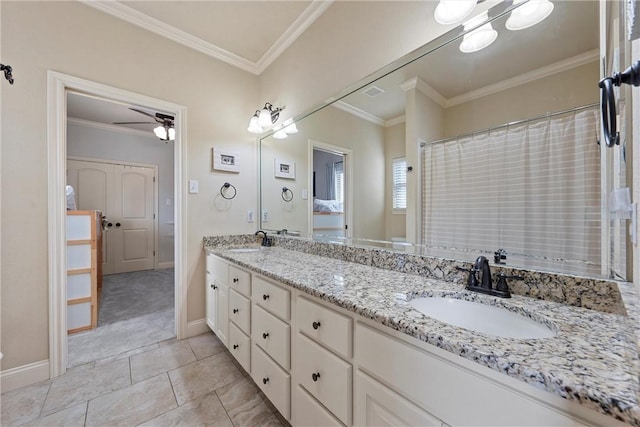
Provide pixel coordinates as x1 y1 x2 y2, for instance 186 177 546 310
392 157 407 211
334 161 344 203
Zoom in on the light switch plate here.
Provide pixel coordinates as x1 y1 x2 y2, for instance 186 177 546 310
189 180 198 194
262 210 269 222
247 210 255 223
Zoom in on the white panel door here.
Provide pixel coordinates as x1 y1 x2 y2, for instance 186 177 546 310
112 164 155 273
67 160 114 274
67 159 155 274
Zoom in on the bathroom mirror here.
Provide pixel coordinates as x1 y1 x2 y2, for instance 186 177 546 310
260 1 628 279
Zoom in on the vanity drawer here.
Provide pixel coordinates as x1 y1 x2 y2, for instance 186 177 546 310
293 384 344 427
229 289 251 334
252 276 290 321
206 255 228 283
252 304 290 370
228 322 250 373
296 333 352 425
252 344 290 420
297 296 352 359
229 265 250 297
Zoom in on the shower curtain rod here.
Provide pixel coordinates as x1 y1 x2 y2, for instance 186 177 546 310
419 102 599 148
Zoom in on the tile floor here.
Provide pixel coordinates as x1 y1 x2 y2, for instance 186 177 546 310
1 333 288 427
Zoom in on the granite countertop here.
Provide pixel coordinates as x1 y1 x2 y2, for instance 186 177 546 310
205 244 640 426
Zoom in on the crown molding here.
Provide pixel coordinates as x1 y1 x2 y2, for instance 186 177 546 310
255 1 335 74
333 101 385 126
385 115 406 127
68 117 158 139
446 49 600 107
400 77 447 107
81 0 332 76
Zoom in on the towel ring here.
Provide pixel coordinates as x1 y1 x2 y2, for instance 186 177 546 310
281 187 293 202
220 182 237 200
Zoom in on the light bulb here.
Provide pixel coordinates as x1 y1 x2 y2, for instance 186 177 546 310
168 127 175 141
434 0 477 25
153 125 167 139
258 108 273 128
273 130 288 140
284 123 298 134
459 11 497 53
506 0 554 31
247 115 263 134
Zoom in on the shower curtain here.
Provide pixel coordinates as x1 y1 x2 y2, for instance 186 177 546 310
421 108 600 273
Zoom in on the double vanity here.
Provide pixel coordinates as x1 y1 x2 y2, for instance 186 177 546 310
204 234 640 426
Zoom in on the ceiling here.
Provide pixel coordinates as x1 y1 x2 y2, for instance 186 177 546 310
83 0 333 75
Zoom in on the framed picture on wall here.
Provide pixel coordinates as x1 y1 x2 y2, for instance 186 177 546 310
212 148 240 173
275 157 295 179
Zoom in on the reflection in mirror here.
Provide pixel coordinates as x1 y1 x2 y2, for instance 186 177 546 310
259 1 629 279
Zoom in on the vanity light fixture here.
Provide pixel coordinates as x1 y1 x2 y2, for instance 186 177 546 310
434 0 477 25
459 11 498 53
506 0 554 31
247 110 264 134
273 130 288 139
283 122 298 134
258 102 284 128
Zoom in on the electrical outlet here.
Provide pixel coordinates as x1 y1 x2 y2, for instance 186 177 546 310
262 210 269 222
247 210 255 223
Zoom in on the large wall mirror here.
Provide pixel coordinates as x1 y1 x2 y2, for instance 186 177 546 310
260 0 631 280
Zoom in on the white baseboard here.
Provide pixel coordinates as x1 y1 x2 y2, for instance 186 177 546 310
157 262 175 269
1 359 50 393
187 318 210 337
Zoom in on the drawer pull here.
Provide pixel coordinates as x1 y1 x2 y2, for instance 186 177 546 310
312 372 321 382
262 332 269 339
233 278 239 283
233 344 239 350
262 377 269 385
263 294 270 300
232 308 239 314
312 321 321 330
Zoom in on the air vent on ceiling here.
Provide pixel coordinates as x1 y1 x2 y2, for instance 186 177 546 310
363 85 385 97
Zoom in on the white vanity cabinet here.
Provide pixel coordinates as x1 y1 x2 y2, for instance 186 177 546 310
250 276 292 419
205 255 229 346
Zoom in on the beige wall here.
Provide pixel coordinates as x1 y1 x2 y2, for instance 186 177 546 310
261 105 386 240
384 122 407 241
443 62 600 138
0 1 259 370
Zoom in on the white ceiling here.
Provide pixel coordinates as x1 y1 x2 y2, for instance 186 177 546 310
82 0 333 75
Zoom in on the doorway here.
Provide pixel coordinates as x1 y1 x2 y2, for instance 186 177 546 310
309 140 353 239
47 72 187 378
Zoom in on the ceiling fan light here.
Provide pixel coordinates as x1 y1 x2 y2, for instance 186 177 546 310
506 0 554 31
258 108 273 128
273 130 288 140
168 127 176 141
248 114 264 134
434 0 477 25
153 125 167 139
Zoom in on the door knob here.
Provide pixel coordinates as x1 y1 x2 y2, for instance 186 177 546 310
115 222 121 227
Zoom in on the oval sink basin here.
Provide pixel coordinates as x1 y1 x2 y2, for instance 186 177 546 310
409 297 555 339
228 248 261 253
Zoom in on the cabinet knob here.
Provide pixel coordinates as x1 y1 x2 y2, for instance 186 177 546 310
107 222 113 227
115 222 121 227
262 332 269 339
263 294 269 301
312 321 321 330
233 278 239 283
233 344 238 350
233 308 239 314
210 284 217 289
262 377 269 385
312 372 321 382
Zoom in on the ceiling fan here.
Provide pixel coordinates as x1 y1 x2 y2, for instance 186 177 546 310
114 107 175 142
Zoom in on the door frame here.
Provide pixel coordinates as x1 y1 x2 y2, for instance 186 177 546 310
67 156 160 272
308 139 353 238
47 71 187 378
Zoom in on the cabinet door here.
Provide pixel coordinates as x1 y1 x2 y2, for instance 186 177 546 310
205 274 217 332
215 283 229 346
354 371 445 427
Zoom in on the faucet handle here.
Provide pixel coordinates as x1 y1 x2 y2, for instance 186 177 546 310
495 273 524 296
456 266 479 288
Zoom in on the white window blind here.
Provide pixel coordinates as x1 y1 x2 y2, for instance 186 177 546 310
420 108 600 275
392 158 407 210
334 161 344 203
